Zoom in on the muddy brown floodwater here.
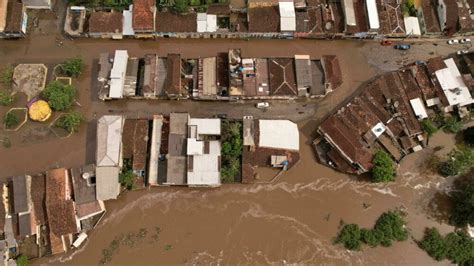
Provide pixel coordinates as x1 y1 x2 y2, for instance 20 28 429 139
33 119 455 266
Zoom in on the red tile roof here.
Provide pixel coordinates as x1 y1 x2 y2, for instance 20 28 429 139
133 0 155 31
322 55 343 90
268 58 298 96
88 11 123 33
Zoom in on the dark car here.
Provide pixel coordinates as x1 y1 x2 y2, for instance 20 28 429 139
394 44 411 50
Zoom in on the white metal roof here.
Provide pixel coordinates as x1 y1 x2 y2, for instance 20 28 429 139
96 115 123 167
187 138 204 155
109 50 128 98
279 0 296 31
403 16 421 35
188 118 221 136
187 140 221 186
366 0 379 30
409 98 428 120
206 14 217 32
343 0 356 26
371 122 386 138
258 120 299 150
123 7 135 36
148 116 163 186
435 58 474 107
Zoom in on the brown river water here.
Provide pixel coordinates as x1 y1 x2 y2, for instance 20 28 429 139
36 120 456 266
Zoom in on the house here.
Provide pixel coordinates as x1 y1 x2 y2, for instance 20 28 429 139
418 0 442 35
376 0 405 35
123 57 139 97
88 11 123 39
196 57 218 98
268 58 298 96
248 3 280 33
435 0 458 35
365 0 379 32
321 55 343 92
148 115 164 186
197 12 217 33
164 54 183 99
294 55 326 97
342 0 369 35
142 54 166 98
187 118 221 187
11 175 35 238
109 50 129 99
165 113 188 185
242 117 300 183
45 168 78 255
132 0 156 37
96 115 124 201
0 0 27 38
64 6 86 37
22 0 51 9
404 16 422 36
30 173 47 231
70 165 97 205
279 0 296 33
155 12 197 36
123 5 134 37
122 119 149 184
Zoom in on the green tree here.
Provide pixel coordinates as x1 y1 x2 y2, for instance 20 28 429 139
174 0 189 13
55 111 83 133
220 120 243 182
421 119 438 137
0 65 14 84
16 255 27 266
221 156 239 182
438 161 458 177
370 150 396 182
443 116 462 134
61 57 84 77
419 227 447 261
4 111 19 128
401 0 416 16
439 147 474 177
360 228 381 247
373 211 408 245
444 231 474 264
464 127 474 146
42 81 76 111
450 181 474 227
119 169 134 190
335 224 361 250
0 91 14 106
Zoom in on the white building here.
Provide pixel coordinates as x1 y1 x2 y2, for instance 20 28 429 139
187 118 221 186
410 98 429 120
109 50 129 99
342 0 356 26
366 0 379 31
279 0 296 32
404 17 421 36
197 13 217 33
435 58 474 109
123 5 135 36
96 115 124 201
258 120 299 151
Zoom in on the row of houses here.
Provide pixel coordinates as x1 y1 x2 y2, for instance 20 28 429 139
314 53 474 174
97 49 343 101
0 166 106 262
0 0 52 38
95 113 301 200
58 0 474 40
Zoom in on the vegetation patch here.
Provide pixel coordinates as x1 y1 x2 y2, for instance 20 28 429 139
335 210 408 250
220 120 243 183
401 0 417 17
69 0 132 10
370 150 396 182
99 228 149 265
419 227 474 265
421 119 438 137
0 65 14 85
42 81 76 111
464 126 474 146
3 108 26 131
15 255 28 266
0 90 15 106
61 57 84 78
119 159 134 190
437 146 474 177
54 111 83 133
450 179 474 227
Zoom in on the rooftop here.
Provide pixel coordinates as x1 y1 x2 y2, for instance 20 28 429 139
12 175 28 214
96 115 124 167
70 165 96 205
142 54 166 97
132 0 155 31
4 0 23 33
420 0 441 33
30 174 46 225
269 58 298 96
155 12 197 32
258 120 299 150
322 55 343 90
88 11 123 33
248 6 280 32
165 54 182 96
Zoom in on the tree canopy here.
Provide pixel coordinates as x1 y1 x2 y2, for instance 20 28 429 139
370 150 396 182
0 90 14 106
42 81 76 111
55 111 83 133
61 57 84 77
3 111 19 128
464 127 474 146
450 180 474 227
419 228 474 265
421 119 438 137
220 120 243 182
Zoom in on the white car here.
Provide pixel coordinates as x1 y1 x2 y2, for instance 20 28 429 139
460 38 471 44
447 39 459 45
256 102 270 109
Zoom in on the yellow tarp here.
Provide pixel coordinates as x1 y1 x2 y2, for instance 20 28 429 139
29 100 52 122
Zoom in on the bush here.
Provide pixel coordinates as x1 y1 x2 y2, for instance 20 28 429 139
0 91 14 106
335 211 408 250
335 224 361 251
61 57 84 77
370 150 396 182
438 161 458 177
220 120 243 182
419 228 447 261
419 228 474 265
450 182 474 227
221 156 239 182
401 0 417 16
4 111 19 128
55 111 83 133
438 146 474 177
119 169 134 190
42 81 76 111
174 0 189 13
464 127 474 146
421 119 438 137
0 65 14 84
443 116 462 134
16 255 27 266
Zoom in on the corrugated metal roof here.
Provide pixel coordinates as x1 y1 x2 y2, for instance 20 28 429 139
109 50 128 99
279 0 296 31
96 115 124 167
259 120 299 150
366 0 379 30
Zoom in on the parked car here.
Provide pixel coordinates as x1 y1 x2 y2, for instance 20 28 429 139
447 39 459 45
460 38 471 44
457 49 470 55
380 39 393 46
394 44 411 50
256 102 270 109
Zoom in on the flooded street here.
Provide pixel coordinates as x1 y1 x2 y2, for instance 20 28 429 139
36 119 454 266
0 31 462 265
